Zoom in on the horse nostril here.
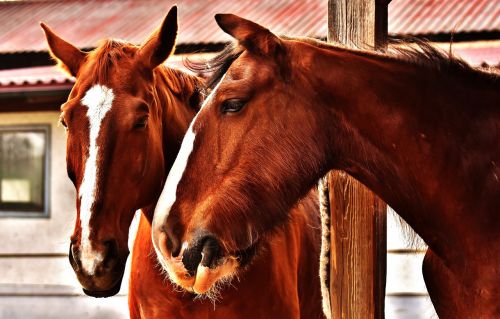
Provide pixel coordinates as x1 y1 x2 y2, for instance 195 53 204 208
200 237 221 269
182 247 203 276
68 243 80 271
102 239 118 270
165 228 181 258
166 235 174 255
182 236 221 275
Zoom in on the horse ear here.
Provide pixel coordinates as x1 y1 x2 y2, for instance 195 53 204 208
214 14 282 56
137 6 178 69
40 22 86 77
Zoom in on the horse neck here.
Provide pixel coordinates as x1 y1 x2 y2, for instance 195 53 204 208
303 43 500 256
142 66 201 222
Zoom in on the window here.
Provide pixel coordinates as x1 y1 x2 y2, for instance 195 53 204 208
0 125 50 217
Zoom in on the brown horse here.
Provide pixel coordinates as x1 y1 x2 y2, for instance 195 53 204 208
151 14 500 319
42 7 323 318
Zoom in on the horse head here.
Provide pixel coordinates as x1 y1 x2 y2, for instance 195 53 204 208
151 14 325 296
42 6 198 297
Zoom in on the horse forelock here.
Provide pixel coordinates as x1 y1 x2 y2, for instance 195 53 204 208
86 39 138 84
186 43 243 90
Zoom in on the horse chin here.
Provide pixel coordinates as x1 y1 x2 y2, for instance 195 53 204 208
82 276 123 298
74 256 127 298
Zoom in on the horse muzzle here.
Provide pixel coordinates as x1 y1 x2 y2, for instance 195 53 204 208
69 241 128 298
154 226 263 295
154 230 245 295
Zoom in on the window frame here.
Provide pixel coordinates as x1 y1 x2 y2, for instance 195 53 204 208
0 124 51 218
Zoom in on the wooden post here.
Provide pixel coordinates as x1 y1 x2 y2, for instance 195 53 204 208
326 1 389 318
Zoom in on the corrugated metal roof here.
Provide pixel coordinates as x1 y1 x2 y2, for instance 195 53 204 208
0 66 72 88
0 0 498 89
0 0 326 53
389 0 500 35
435 40 500 65
0 0 498 54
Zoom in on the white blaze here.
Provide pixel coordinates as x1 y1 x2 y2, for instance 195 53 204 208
152 74 226 264
79 84 114 275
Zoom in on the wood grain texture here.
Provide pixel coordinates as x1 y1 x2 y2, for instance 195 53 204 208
326 1 389 317
328 0 389 50
328 171 387 319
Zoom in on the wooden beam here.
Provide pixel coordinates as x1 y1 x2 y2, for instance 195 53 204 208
328 172 387 318
326 1 389 318
328 0 389 50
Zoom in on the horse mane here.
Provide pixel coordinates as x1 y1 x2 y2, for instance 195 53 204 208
386 36 499 81
188 35 499 89
159 66 204 109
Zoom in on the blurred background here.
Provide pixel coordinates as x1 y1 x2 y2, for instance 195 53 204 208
0 0 498 318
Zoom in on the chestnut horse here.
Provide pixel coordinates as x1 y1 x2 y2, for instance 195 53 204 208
152 14 500 319
42 7 323 318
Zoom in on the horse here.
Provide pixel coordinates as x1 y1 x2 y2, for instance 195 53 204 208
42 7 324 318
151 13 500 319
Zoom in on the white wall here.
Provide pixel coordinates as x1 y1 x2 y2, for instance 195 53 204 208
0 111 128 319
0 111 74 255
386 208 437 319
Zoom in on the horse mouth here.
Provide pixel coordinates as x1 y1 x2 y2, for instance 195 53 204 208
191 240 260 295
161 240 260 297
81 277 122 298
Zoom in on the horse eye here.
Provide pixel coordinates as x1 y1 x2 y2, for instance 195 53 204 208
134 116 148 130
221 99 246 113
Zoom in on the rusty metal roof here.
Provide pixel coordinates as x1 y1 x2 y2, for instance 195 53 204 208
389 0 500 35
0 0 498 54
0 0 324 53
0 54 193 90
0 66 71 88
0 0 498 90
